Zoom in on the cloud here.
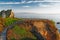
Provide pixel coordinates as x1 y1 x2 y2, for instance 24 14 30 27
0 1 26 4
22 6 30 7
13 2 60 14
14 6 60 14
37 2 60 8
21 1 26 4
0 2 20 4
26 1 33 3
38 2 54 7
0 0 60 4
44 0 60 1
26 0 60 4
1 0 60 14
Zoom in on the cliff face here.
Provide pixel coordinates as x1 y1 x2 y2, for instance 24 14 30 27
7 19 60 40
21 19 60 40
9 11 14 18
0 18 5 33
0 18 59 40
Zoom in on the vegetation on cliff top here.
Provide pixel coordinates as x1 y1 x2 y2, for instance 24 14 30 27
3 18 36 40
0 17 59 40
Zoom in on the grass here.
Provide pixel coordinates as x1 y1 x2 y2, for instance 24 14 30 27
12 25 37 40
4 18 37 40
5 18 17 26
13 25 27 35
5 18 23 26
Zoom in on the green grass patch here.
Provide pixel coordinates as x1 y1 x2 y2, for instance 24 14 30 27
11 37 16 40
5 18 23 26
4 18 37 40
13 25 37 40
13 25 27 35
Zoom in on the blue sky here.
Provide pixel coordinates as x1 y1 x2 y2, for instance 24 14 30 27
1 0 60 29
0 0 60 14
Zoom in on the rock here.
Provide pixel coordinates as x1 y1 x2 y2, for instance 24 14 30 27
0 10 14 18
0 18 5 33
9 11 14 18
30 25 46 40
0 24 4 32
6 19 60 40
24 19 60 40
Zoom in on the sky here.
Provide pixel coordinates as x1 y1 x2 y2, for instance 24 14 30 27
0 0 60 14
1 0 60 28
2 0 58 22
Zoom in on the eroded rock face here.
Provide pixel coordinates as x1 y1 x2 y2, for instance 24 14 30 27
7 19 60 40
0 18 5 33
9 11 14 18
24 19 60 40
0 24 4 32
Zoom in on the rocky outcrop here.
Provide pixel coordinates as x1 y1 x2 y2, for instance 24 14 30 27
9 11 14 18
23 19 60 40
0 24 4 32
0 10 14 18
0 18 5 33
0 18 59 40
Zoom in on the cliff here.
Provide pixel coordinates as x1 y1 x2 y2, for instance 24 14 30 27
9 11 14 18
0 18 60 40
0 10 59 40
0 18 5 32
23 19 60 40
6 18 60 40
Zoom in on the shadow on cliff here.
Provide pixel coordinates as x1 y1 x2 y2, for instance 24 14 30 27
20 37 36 40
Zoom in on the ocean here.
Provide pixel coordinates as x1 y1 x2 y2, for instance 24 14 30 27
56 24 60 32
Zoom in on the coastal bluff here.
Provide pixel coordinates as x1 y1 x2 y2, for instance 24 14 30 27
23 19 60 40
7 18 60 40
0 10 59 40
